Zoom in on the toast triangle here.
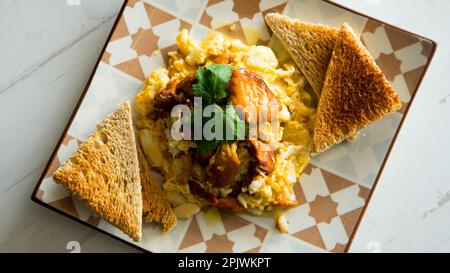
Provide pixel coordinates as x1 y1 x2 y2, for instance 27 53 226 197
137 142 177 233
265 13 339 97
53 102 143 242
312 23 402 154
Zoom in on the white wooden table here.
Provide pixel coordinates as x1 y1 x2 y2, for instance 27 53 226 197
0 0 449 253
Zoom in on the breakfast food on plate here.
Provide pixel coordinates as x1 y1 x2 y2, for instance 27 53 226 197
265 13 339 97
53 102 143 242
135 29 314 225
52 12 402 238
312 23 402 154
137 142 177 233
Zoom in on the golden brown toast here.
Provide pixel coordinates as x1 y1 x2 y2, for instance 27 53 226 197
265 13 339 97
53 102 143 242
312 23 402 154
137 142 177 233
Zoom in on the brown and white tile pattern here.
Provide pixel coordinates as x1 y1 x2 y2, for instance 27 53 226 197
284 165 370 252
178 208 268 253
35 0 435 253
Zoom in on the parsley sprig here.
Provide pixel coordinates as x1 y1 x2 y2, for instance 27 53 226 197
189 64 247 153
193 64 232 105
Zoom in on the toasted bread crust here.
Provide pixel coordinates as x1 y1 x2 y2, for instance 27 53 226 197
137 142 177 233
53 102 143 242
265 13 339 97
312 24 402 154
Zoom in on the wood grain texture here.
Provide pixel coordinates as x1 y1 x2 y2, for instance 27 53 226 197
0 0 136 253
0 0 449 253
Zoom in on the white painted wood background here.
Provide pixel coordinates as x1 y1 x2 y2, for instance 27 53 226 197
0 0 449 253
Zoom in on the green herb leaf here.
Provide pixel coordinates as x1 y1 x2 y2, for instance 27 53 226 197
189 64 246 153
207 64 232 102
192 64 232 105
224 105 246 141
189 104 247 154
198 139 219 154
192 67 213 105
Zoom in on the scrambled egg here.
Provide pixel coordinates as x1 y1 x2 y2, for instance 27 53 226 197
135 29 316 220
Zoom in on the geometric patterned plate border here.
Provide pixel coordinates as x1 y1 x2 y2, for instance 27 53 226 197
31 0 437 253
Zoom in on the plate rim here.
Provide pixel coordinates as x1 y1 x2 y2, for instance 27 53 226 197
31 0 438 253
